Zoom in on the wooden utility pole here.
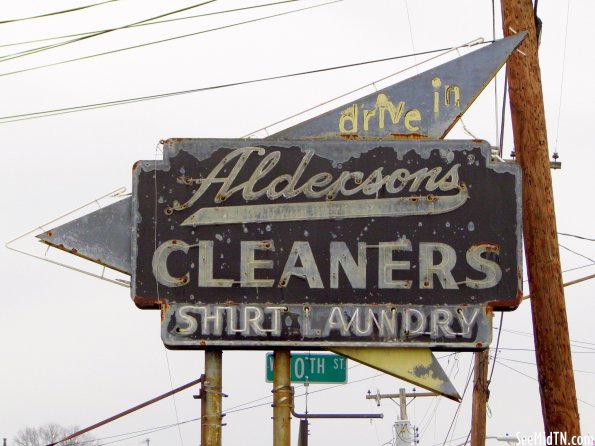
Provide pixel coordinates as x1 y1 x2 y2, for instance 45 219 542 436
273 350 291 446
399 388 407 421
471 350 489 446
203 349 223 446
501 0 580 436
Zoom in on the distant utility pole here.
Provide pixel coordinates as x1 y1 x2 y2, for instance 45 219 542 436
501 0 580 437
367 388 435 420
366 388 435 445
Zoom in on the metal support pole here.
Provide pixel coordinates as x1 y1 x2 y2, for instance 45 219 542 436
273 349 291 446
471 350 489 446
203 349 223 446
297 419 309 446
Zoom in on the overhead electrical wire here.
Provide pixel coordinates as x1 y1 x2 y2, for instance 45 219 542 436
0 0 119 25
73 421 192 446
441 358 474 446
562 263 595 274
417 356 459 439
0 0 304 50
496 327 595 350
523 261 595 287
0 0 219 63
495 356 595 375
488 313 504 383
558 232 595 242
63 370 386 446
494 360 595 409
163 350 185 446
0 0 343 76
553 0 570 156
495 347 595 354
559 243 595 264
0 44 471 124
403 0 417 68
429 435 470 446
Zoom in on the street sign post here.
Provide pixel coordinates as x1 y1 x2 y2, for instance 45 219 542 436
132 138 522 350
265 353 347 383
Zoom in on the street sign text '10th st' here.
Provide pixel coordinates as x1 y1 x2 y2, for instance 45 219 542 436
265 353 347 384
132 139 522 350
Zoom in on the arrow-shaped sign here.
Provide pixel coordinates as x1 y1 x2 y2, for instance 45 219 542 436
32 34 526 402
36 34 525 274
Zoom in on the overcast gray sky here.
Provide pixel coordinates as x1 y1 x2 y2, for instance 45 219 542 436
1 1 594 445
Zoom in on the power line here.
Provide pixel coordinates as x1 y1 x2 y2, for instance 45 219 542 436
441 358 474 446
162 350 185 446
97 421 197 446
74 421 189 445
0 0 303 50
0 0 219 64
71 370 386 445
0 0 311 62
558 232 595 242
488 313 504 384
0 0 119 25
496 347 595 354
495 356 595 375
523 261 595 285
496 327 595 350
561 263 595 274
0 44 461 124
494 360 595 409
559 243 595 264
430 435 470 446
553 0 571 156
418 356 459 439
0 0 342 77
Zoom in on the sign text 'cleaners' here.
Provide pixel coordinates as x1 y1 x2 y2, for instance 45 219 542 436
132 139 521 349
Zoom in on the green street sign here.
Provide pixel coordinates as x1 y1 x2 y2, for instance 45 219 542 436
266 353 348 383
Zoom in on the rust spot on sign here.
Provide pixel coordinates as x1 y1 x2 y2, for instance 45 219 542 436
389 133 428 140
133 295 161 310
160 302 169 322
163 138 193 146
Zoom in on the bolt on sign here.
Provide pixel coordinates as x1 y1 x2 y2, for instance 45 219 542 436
132 139 522 349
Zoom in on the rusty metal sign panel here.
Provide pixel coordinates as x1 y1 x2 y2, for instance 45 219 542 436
132 139 521 349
